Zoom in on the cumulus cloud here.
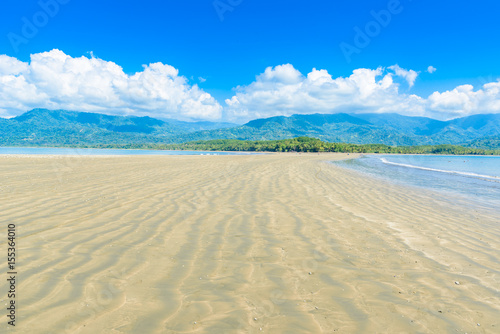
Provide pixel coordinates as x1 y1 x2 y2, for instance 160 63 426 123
225 64 500 122
427 65 437 74
388 64 418 87
1 51 499 122
0 49 222 120
225 64 426 122
428 81 500 119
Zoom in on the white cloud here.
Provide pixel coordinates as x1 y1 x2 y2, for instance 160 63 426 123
225 64 500 122
1 52 499 122
427 65 437 74
427 81 500 118
0 49 222 120
198 76 207 83
388 64 418 87
225 64 426 122
0 55 28 75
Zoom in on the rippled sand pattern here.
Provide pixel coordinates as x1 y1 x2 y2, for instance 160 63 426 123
1 154 499 333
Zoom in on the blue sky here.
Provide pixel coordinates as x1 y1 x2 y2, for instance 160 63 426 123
1 0 499 122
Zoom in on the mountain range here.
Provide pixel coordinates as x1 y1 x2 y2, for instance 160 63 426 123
1 109 500 149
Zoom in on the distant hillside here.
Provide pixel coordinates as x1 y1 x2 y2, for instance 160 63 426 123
467 135 500 150
172 113 500 148
1 109 500 149
0 109 236 146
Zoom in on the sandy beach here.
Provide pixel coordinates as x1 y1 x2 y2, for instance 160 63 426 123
1 153 499 333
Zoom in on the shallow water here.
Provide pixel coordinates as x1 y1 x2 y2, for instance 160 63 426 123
0 147 256 156
334 154 500 212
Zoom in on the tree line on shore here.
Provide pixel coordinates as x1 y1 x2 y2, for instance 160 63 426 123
48 137 500 155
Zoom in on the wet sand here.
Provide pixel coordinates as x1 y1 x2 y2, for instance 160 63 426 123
1 153 499 333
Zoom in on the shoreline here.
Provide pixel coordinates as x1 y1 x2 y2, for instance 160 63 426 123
1 145 498 156
331 155 500 216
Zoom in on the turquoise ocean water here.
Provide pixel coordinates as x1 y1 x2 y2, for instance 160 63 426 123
334 155 500 212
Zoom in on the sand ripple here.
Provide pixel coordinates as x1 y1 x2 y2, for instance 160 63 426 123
1 154 499 333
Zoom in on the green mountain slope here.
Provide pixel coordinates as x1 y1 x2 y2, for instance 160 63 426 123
467 135 500 150
0 109 236 146
172 113 500 148
1 109 500 149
